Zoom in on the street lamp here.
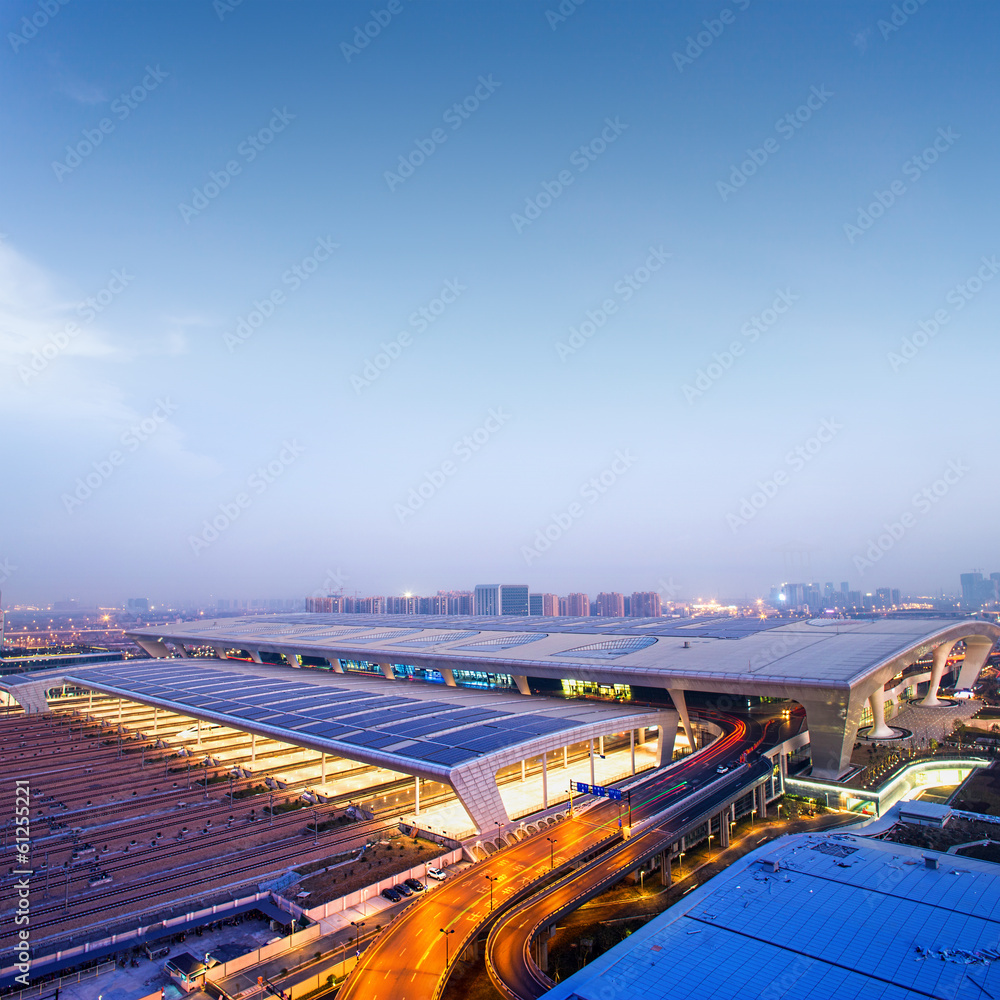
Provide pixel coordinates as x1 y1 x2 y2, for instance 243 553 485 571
350 920 365 957
496 820 503 846
707 833 714 862
678 851 685 876
439 927 455 965
546 837 556 869
484 874 500 911
639 869 645 891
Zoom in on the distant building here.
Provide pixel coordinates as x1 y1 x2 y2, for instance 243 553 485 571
596 592 625 617
474 584 530 616
630 591 663 617
126 598 149 613
961 572 999 607
440 591 474 615
566 593 590 616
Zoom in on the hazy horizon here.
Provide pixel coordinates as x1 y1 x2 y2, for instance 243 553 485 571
3 1 999 607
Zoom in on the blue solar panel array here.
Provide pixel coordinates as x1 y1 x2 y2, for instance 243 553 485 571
69 661 593 770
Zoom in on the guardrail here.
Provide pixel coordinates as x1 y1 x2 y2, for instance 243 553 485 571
0 960 116 1000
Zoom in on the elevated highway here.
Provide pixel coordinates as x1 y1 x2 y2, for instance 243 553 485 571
485 754 774 1000
337 712 766 1000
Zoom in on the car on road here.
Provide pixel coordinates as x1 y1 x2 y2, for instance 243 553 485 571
426 865 447 881
395 882 413 897
716 765 730 774
404 878 425 892
380 887 402 902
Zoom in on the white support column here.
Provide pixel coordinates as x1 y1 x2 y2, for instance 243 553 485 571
512 675 530 696
286 652 302 668
321 753 326 783
378 662 394 680
248 649 263 664
589 739 595 784
117 699 122 724
868 686 894 739
541 754 548 808
197 719 202 747
330 658 345 674
153 706 158 735
599 735 605 757
920 642 954 706
656 724 674 767
415 776 421 816
958 636 995 690
630 729 636 776
563 746 568 768
441 668 457 687
521 759 526 782
251 732 256 764
175 645 189 658
667 687 695 751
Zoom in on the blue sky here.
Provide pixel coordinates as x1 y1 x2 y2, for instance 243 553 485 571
2 0 998 606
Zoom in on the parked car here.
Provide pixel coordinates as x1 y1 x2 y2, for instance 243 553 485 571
395 882 413 897
404 878 425 892
426 865 447 881
380 887 402 902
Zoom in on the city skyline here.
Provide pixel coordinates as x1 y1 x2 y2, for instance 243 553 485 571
3 2 999 605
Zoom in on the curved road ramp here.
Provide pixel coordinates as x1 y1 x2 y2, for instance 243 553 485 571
338 713 767 1000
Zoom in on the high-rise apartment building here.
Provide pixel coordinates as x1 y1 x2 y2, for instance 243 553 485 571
474 584 530 616
566 593 591 616
596 592 625 617
961 572 999 607
630 591 663 617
